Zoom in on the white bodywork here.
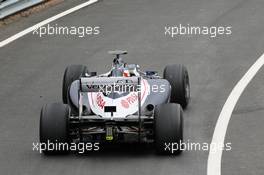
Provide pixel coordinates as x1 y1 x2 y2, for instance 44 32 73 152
87 79 150 118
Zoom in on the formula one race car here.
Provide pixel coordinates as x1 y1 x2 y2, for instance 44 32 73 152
39 51 190 155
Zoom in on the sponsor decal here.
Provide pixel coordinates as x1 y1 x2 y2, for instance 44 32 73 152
121 99 129 108
96 93 106 109
120 92 138 108
126 93 138 105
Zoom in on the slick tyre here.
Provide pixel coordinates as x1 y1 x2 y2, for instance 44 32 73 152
154 103 183 155
39 103 70 155
62 65 88 104
164 64 190 109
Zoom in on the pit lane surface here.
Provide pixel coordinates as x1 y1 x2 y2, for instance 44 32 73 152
0 0 264 175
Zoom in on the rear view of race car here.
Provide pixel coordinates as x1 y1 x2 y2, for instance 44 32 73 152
39 51 190 155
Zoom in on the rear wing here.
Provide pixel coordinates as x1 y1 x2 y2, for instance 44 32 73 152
80 77 140 93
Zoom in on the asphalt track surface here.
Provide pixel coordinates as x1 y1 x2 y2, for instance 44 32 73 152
0 0 264 175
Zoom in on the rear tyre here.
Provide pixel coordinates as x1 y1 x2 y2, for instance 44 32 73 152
163 64 190 109
154 103 183 155
39 103 70 154
62 65 88 104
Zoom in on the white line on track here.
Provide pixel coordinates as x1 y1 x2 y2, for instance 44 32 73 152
207 54 264 175
0 0 98 48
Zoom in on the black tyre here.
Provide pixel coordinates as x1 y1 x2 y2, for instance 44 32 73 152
154 103 183 155
62 65 88 104
163 64 190 109
39 103 70 154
